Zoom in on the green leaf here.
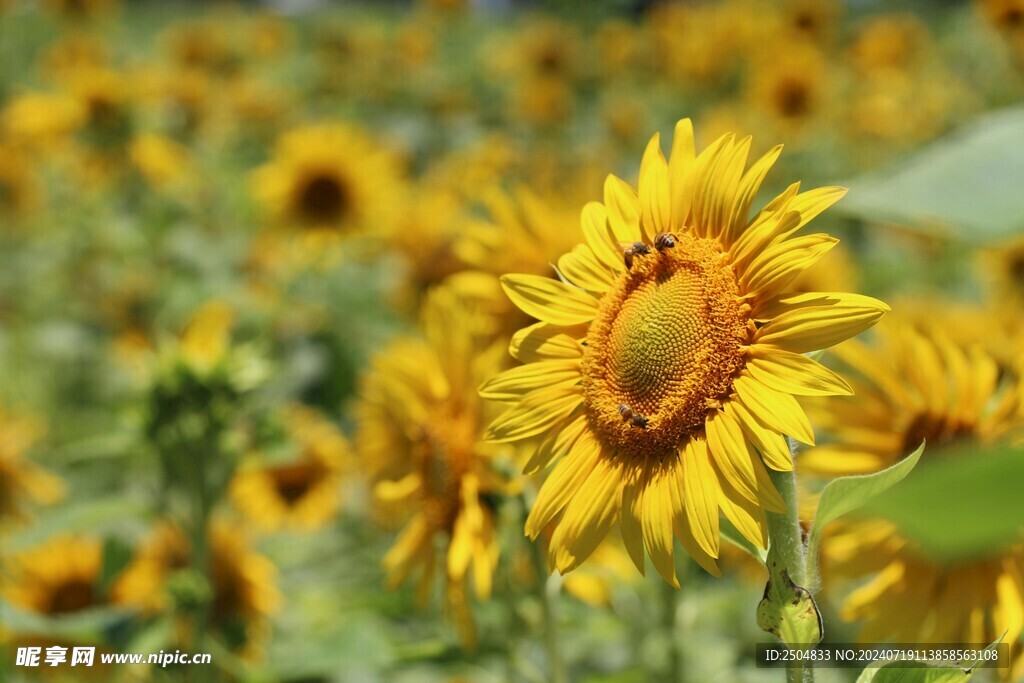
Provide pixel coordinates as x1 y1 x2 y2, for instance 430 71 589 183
807 442 924 585
838 106 1024 243
862 442 1024 560
756 547 823 647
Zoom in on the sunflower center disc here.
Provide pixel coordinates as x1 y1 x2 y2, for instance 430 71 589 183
582 235 749 456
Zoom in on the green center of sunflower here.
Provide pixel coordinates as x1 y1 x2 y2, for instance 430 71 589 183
582 234 749 456
297 172 351 226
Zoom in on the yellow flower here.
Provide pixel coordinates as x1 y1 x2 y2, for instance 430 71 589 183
44 0 116 20
1 92 85 148
114 520 280 655
355 286 512 647
747 41 830 134
980 0 1024 35
0 145 41 218
252 123 405 237
481 120 888 586
231 405 350 533
0 407 63 523
3 535 104 616
178 300 235 374
848 14 930 73
985 235 1024 309
129 132 191 188
803 320 1022 475
809 322 1023 672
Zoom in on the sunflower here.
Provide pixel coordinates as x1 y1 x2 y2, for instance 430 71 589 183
231 405 350 533
252 123 405 237
748 42 830 134
980 0 1024 35
481 120 888 586
129 132 191 189
0 407 63 523
354 286 513 646
985 235 1024 310
114 520 280 655
3 535 105 617
808 322 1024 673
0 145 41 219
848 14 930 74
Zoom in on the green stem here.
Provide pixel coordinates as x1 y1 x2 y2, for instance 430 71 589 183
765 464 816 683
532 541 567 683
661 579 682 683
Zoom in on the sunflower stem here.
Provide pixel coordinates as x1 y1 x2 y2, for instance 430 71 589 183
661 578 683 683
765 459 816 683
532 540 567 683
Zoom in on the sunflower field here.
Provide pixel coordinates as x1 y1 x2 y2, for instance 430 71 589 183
1 0 1024 681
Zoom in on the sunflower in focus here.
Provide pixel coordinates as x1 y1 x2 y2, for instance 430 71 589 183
0 407 63 523
114 520 280 656
3 536 105 617
808 322 1024 673
253 123 404 237
231 404 350 533
354 286 513 646
481 120 888 585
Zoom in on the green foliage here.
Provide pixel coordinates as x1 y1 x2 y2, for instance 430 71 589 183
840 107 1024 244
862 442 1024 561
806 443 925 588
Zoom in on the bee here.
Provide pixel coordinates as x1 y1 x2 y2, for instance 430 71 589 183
654 232 676 251
622 241 651 269
618 403 649 429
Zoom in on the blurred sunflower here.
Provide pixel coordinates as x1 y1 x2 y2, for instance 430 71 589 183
0 145 41 218
354 286 513 647
481 120 888 585
1 92 84 148
802 320 1023 475
129 132 191 189
809 322 1024 672
3 535 105 616
114 520 280 656
231 405 350 533
253 123 405 237
45 0 117 20
0 407 63 522
848 14 930 74
748 42 830 135
984 235 1024 309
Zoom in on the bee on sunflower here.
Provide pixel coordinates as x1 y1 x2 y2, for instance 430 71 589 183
481 120 889 586
807 319 1024 676
354 285 514 647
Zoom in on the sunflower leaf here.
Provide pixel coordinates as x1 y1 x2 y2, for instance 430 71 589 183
861 441 1024 561
805 442 925 590
756 548 823 647
838 106 1024 243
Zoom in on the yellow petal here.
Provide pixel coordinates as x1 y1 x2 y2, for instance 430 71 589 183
733 373 815 445
619 462 649 575
604 174 642 243
746 346 854 397
729 399 794 471
509 322 584 362
728 144 783 243
642 459 680 587
668 118 696 227
479 359 580 402
706 136 750 245
581 201 624 272
754 294 890 353
705 408 761 506
558 244 616 293
501 274 598 326
485 386 583 443
682 437 720 558
551 455 623 572
525 429 604 537
740 234 838 299
639 133 670 239
716 475 768 550
525 413 589 475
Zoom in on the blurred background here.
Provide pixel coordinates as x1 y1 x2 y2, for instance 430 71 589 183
1 0 1023 681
